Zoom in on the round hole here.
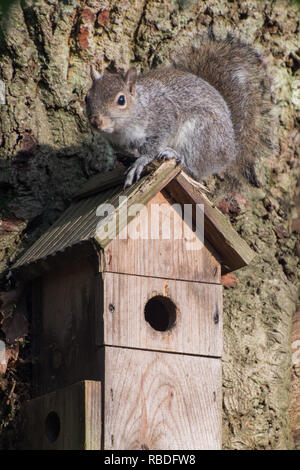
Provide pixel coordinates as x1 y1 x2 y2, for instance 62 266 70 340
144 295 177 332
45 411 60 443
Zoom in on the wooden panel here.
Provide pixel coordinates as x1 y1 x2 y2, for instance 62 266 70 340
37 257 103 395
170 175 255 272
104 347 221 450
14 241 98 281
22 381 101 450
102 272 222 357
104 191 221 283
95 161 182 249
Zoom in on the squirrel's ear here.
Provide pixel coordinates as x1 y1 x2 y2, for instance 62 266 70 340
125 67 137 95
90 65 102 82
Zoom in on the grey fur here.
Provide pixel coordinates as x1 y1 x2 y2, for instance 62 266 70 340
85 36 271 187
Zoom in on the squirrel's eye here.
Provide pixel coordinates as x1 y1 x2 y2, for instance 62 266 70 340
117 95 126 106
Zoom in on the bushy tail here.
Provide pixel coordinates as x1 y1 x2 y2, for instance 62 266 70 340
173 34 273 184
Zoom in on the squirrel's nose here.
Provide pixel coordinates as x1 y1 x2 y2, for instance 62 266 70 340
90 116 103 130
90 115 113 132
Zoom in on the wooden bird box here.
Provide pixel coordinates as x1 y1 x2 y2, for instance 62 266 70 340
12 160 255 450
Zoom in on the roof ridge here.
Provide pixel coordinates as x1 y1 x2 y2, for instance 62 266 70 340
11 159 255 278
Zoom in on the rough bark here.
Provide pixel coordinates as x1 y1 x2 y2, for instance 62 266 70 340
0 0 299 449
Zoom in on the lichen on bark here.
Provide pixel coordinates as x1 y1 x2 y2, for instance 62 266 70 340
0 0 299 449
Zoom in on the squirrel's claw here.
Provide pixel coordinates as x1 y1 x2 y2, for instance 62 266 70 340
123 150 183 188
123 156 152 188
158 148 183 164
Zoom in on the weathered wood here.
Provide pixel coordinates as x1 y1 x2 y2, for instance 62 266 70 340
104 191 222 283
23 380 101 450
14 240 99 281
73 168 125 200
31 277 43 396
168 175 256 272
94 160 182 248
102 272 222 357
73 160 180 201
12 161 254 278
37 257 103 395
104 347 221 450
19 160 242 451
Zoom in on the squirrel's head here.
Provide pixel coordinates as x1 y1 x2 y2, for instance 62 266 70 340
85 66 137 134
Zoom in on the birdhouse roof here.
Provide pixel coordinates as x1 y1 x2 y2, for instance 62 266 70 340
12 160 255 277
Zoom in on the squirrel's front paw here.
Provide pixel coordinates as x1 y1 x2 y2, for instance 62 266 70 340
123 156 151 188
158 148 183 164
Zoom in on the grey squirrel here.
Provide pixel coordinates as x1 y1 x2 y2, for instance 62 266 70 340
85 35 272 188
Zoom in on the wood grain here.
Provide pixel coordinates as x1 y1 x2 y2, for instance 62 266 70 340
102 272 223 357
73 168 125 200
22 380 101 450
37 257 103 395
104 347 221 450
104 191 221 283
95 160 181 249
170 175 255 272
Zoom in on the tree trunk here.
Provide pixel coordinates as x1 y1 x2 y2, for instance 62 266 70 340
0 0 299 449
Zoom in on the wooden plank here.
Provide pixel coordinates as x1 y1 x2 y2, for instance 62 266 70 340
169 175 256 272
104 347 222 450
31 277 43 396
37 257 103 395
84 380 103 450
102 272 222 357
12 161 181 275
73 160 180 201
14 240 98 281
94 160 182 248
73 168 125 200
22 380 101 450
104 191 221 283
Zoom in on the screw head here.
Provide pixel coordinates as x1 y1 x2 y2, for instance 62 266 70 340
108 303 115 313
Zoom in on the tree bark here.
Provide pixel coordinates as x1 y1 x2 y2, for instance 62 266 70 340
0 0 299 449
